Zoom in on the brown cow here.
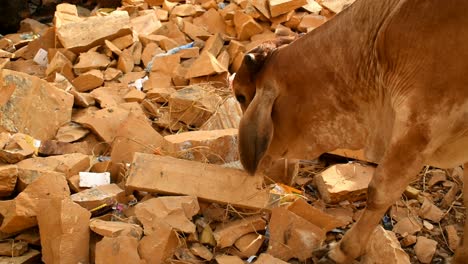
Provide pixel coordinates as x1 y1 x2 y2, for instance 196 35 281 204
232 0 468 263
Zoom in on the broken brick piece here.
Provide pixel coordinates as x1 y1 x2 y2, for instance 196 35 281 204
392 217 422 236
0 240 28 257
138 223 179 263
57 11 131 52
70 184 126 211
0 249 40 263
190 243 213 260
267 207 325 261
89 219 143 239
414 236 437 264
315 163 374 203
0 173 70 233
55 122 90 143
135 196 199 234
231 233 264 258
233 11 263 41
255 253 289 264
215 254 244 264
269 0 308 17
0 69 73 141
0 165 18 197
418 198 444 222
126 153 269 210
71 69 104 92
96 236 145 264
163 129 239 164
73 51 110 74
361 226 410 264
16 153 90 179
37 198 91 264
286 198 345 231
213 215 267 248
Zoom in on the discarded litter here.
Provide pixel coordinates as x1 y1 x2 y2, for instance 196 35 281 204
79 172 111 188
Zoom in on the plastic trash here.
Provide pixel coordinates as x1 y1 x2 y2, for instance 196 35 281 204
79 172 111 188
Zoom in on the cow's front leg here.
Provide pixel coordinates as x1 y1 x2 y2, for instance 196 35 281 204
453 163 468 263
327 141 425 263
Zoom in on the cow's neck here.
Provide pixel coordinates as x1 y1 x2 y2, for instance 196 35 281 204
268 0 400 160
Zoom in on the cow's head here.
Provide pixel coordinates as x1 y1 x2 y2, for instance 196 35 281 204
232 37 296 175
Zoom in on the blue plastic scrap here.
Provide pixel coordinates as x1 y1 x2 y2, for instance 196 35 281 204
145 42 195 73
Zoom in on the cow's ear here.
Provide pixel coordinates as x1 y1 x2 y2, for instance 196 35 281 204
243 53 264 73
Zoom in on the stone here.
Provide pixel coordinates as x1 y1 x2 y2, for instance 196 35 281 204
104 67 123 81
73 51 110 75
16 153 90 179
267 207 325 261
89 219 143 239
231 233 264 258
70 184 126 211
146 87 176 103
418 198 444 222
112 34 134 50
15 228 41 246
72 69 104 92
393 217 422 236
55 122 89 143
117 49 134 74
286 198 345 231
95 236 145 264
126 153 269 210
298 14 327 32
172 4 197 16
135 196 199 234
414 236 437 263
193 8 226 34
190 243 213 260
0 240 28 257
361 226 410 264
183 21 212 41
445 225 460 252
0 133 36 164
255 253 289 263
269 0 308 17
0 249 40 263
315 163 375 203
131 12 162 36
321 0 355 13
168 85 223 127
213 215 267 248
233 11 263 41
163 129 239 164
37 198 91 264
203 33 225 57
37 140 89 156
56 11 131 52
46 51 74 80
0 165 18 197
0 69 73 141
215 255 244 264
400 234 417 247
124 89 146 102
138 223 179 263
0 172 70 234
200 97 242 130
110 112 165 164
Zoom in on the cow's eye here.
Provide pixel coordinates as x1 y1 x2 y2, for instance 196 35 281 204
236 94 246 104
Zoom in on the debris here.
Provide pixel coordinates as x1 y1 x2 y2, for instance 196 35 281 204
286 198 345 231
213 215 267 248
392 217 423 236
36 198 91 264
56 11 131 52
138 223 179 264
315 163 375 203
95 236 145 264
414 236 437 263
0 249 41 263
0 240 28 257
79 172 111 188
0 69 73 140
0 165 18 197
400 235 417 247
445 225 460 252
404 185 420 199
254 253 289 263
231 233 265 258
16 153 91 179
70 183 126 211
190 243 214 260
267 207 325 261
89 219 143 239
0 172 70 233
163 128 239 164
126 153 269 210
135 196 200 234
418 197 444 222
361 226 410 264
215 254 245 264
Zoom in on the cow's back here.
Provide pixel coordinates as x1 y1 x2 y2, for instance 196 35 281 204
374 0 468 168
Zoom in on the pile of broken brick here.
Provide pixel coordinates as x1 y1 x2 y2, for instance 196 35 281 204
0 0 464 263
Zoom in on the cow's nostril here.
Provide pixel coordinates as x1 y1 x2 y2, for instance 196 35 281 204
236 95 246 104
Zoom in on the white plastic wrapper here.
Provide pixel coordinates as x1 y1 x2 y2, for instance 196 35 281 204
79 172 111 188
